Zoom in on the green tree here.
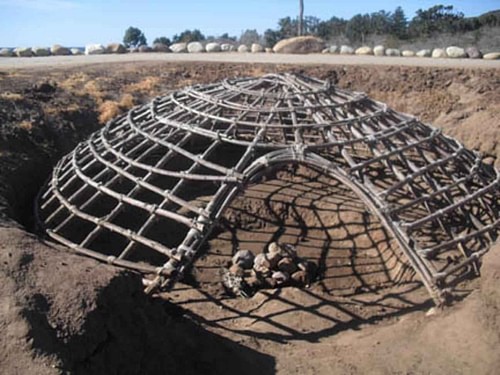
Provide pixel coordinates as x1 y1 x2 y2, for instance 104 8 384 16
409 5 464 37
346 14 371 43
172 29 206 43
153 36 171 45
278 16 298 38
391 6 407 39
317 16 348 40
123 26 147 48
264 29 281 47
239 29 261 45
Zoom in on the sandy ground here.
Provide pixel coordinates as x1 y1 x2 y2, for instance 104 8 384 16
0 61 499 374
1 52 500 71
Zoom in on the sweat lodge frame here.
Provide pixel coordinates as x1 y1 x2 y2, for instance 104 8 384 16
36 73 500 304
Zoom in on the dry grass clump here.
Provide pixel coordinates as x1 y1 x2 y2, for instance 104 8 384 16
124 77 160 93
98 94 136 124
59 73 90 91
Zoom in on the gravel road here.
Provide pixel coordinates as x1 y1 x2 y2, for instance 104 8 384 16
1 52 499 70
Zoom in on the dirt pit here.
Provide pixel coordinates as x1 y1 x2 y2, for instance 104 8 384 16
168 164 429 340
0 62 499 374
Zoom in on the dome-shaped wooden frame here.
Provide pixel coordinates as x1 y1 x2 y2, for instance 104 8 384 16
36 73 500 304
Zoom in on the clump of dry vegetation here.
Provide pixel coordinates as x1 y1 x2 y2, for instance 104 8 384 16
124 76 160 93
98 94 136 124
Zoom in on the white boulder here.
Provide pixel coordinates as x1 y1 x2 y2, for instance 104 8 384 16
273 36 325 54
416 49 431 57
385 48 401 56
340 45 354 55
220 43 233 52
14 47 32 57
85 44 106 55
402 50 415 57
187 42 205 53
70 48 83 55
251 43 264 53
0 48 13 57
446 46 467 58
355 46 373 55
169 43 187 53
51 44 71 55
206 42 221 52
432 48 447 58
483 52 500 60
238 45 249 53
373 45 385 56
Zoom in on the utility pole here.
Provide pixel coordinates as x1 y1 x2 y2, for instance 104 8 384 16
298 0 304 36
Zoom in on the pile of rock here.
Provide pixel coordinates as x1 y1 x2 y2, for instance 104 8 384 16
222 242 316 297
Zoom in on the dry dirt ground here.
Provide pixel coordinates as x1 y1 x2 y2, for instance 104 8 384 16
0 61 499 374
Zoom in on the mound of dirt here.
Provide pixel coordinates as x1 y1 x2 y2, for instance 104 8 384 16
0 226 274 374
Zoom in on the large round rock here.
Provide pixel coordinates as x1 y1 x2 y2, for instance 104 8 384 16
273 36 325 54
51 44 71 56
188 42 205 53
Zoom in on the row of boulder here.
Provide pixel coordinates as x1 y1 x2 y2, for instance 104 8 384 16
2 36 499 60
322 44 499 60
0 42 270 57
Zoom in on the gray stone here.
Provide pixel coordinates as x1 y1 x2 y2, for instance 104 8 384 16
187 42 205 53
106 43 127 54
232 250 255 269
273 36 325 54
416 49 431 58
138 45 152 53
446 46 467 58
51 44 71 56
465 47 482 59
32 47 51 56
14 47 32 57
432 48 447 58
251 43 264 53
355 46 373 55
206 42 221 52
0 48 13 57
220 43 233 52
373 45 385 56
70 48 83 55
402 50 415 57
169 43 187 53
152 43 170 52
328 45 339 54
483 52 500 60
340 45 354 55
85 44 106 55
385 48 401 56
238 44 249 53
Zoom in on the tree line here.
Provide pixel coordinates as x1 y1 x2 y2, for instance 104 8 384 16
124 5 500 48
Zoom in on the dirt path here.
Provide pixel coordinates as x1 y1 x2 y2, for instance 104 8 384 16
1 52 499 71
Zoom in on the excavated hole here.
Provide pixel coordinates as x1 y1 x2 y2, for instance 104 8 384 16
167 164 432 340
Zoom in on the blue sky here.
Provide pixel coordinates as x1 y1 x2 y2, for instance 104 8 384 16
0 1 498 47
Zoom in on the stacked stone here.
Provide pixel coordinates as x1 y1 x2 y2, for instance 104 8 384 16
224 242 315 296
